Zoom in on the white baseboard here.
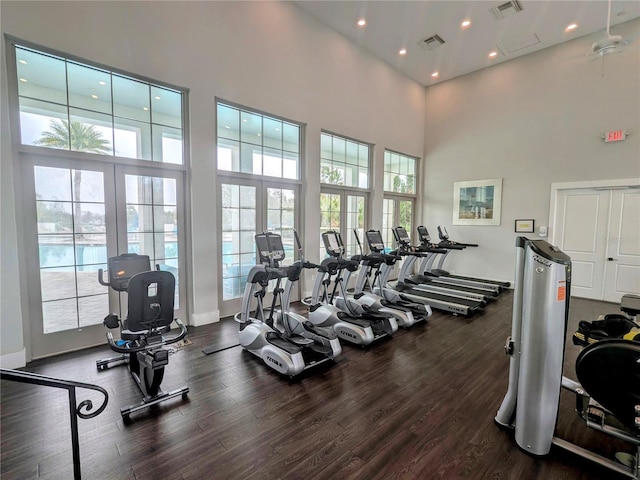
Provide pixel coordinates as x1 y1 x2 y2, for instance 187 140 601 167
190 310 220 327
1 348 26 369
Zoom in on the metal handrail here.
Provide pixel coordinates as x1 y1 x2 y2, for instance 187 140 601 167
0 368 109 480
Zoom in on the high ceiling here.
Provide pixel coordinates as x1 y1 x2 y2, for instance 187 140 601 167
294 0 640 86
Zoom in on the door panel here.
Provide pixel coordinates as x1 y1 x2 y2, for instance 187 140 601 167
603 190 640 301
220 182 257 315
25 156 187 359
117 168 186 321
555 189 609 299
218 180 298 318
24 157 117 358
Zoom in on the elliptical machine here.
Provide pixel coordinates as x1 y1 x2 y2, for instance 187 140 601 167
305 232 398 346
495 237 639 478
97 253 189 422
350 229 431 327
236 231 341 377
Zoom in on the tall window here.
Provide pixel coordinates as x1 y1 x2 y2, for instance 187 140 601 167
16 46 183 164
383 150 418 250
9 40 188 359
216 101 302 314
217 103 300 179
319 132 369 258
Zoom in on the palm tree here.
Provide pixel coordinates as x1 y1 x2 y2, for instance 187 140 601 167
35 119 111 154
36 119 111 263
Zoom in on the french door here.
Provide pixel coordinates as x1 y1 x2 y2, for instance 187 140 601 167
218 178 299 317
319 189 367 259
382 196 414 250
23 155 186 359
553 187 640 301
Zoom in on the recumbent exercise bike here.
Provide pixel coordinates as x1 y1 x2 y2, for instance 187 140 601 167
97 253 189 422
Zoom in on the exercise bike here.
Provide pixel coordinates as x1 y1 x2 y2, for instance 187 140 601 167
97 253 189 422
495 237 639 478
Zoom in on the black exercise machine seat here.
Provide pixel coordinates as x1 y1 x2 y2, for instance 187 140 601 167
114 270 184 345
576 339 640 432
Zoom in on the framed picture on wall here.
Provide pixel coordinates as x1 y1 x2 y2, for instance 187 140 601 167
452 178 503 226
515 219 535 233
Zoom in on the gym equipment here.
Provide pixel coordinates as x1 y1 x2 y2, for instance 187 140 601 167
413 226 499 299
97 253 189 421
495 237 639 478
236 232 341 376
363 229 483 317
350 229 431 327
573 297 640 346
393 226 492 306
430 225 511 292
305 232 398 346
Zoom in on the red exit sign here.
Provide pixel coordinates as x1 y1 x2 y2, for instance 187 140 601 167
605 130 627 142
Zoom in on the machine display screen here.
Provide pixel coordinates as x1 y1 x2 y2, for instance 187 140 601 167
365 231 385 252
322 231 341 254
255 233 285 263
395 227 410 243
417 226 430 242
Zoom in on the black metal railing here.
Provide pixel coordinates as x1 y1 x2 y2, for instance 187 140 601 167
0 368 109 480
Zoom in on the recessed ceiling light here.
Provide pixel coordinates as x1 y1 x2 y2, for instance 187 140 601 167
99 81 106 86
154 96 161 100
225 125 230 129
489 51 498 58
399 48 407 56
357 18 366 27
565 23 578 32
19 78 28 82
461 20 471 29
91 94 98 99
18 59 27 65
431 72 439 78
143 107 149 111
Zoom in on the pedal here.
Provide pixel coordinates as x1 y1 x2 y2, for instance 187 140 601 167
289 335 314 346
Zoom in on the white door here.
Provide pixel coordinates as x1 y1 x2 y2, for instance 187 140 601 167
23 156 188 359
218 180 299 318
603 189 640 302
554 189 610 299
23 157 117 358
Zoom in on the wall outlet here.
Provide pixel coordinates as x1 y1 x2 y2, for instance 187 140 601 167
538 226 547 237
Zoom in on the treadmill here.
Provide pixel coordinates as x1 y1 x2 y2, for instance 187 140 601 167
431 225 511 292
393 226 495 304
414 226 500 298
364 229 484 317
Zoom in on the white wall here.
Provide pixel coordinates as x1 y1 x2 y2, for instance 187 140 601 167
422 18 640 284
0 1 425 362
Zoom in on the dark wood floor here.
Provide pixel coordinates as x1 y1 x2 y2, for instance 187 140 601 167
1 292 634 479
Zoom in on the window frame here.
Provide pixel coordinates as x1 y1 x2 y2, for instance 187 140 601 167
6 35 190 168
5 35 191 359
215 99 305 315
320 130 372 191
216 98 305 185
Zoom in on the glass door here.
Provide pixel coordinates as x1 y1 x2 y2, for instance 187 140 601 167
218 179 299 317
23 156 117 358
23 156 187 359
116 166 187 322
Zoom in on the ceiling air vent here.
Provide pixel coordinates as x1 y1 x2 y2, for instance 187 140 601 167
419 34 445 51
490 0 524 20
